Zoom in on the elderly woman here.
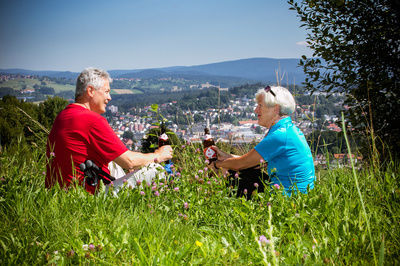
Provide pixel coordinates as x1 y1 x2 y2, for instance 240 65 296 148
213 85 315 196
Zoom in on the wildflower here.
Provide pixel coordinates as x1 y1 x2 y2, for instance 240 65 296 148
196 148 200 153
207 181 211 185
198 169 203 174
154 191 160 196
140 191 145 196
50 152 55 157
195 240 203 247
53 250 58 255
42 171 46 175
183 214 188 220
195 175 199 179
82 244 89 251
176 172 181 177
244 189 248 194
204 167 208 172
184 202 189 209
174 187 179 192
273 184 280 190
181 145 186 149
254 183 259 188
123 179 127 184
178 213 183 217
152 185 157 191
89 244 95 251
67 249 75 257
234 172 239 178
260 158 265 163
160 182 164 186
258 235 270 246
136 180 142 186
205 159 210 164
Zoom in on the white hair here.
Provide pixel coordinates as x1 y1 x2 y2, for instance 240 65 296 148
255 86 295 115
75 67 112 100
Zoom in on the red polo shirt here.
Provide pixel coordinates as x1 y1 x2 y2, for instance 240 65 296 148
46 104 128 194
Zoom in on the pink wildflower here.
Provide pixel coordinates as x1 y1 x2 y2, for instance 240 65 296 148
136 180 142 186
274 184 280 189
140 191 145 196
254 183 259 188
174 187 179 192
259 235 270 246
154 191 160 197
184 202 189 209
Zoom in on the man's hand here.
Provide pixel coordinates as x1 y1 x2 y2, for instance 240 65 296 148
154 145 173 162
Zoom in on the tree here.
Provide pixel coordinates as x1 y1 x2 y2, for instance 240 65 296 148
38 96 69 129
288 0 400 160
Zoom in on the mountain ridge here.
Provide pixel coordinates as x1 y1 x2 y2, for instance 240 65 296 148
0 57 305 83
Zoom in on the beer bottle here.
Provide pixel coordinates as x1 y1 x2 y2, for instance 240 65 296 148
158 124 173 174
158 127 170 147
203 128 217 162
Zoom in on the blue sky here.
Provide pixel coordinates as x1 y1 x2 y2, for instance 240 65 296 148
0 0 311 72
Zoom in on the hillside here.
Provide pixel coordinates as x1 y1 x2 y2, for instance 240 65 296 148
1 57 305 83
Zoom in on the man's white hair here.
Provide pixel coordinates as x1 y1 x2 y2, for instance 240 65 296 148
75 67 112 100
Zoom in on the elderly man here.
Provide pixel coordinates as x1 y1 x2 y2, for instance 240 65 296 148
46 67 173 194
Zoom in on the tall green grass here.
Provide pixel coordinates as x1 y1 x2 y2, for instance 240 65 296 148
0 141 399 264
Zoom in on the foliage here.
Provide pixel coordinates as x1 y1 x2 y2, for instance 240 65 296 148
0 96 67 148
288 0 400 161
1 139 400 264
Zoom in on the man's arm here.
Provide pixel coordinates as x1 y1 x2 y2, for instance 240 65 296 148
114 145 173 170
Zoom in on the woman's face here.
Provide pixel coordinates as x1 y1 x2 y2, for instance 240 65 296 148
255 94 278 128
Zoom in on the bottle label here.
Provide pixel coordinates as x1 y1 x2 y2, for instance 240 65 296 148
160 133 168 141
204 147 217 159
204 134 213 140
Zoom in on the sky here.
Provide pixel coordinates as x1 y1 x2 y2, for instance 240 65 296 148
0 0 312 72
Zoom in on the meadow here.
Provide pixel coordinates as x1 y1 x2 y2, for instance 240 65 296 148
0 78 74 93
0 138 399 265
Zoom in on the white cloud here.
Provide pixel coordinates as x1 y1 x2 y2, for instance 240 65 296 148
296 41 309 46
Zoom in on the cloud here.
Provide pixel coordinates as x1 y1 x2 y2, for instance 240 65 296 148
296 41 309 46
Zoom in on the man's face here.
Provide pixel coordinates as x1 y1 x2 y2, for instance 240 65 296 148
91 79 111 114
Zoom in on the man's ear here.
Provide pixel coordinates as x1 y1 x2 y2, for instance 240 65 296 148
86 85 95 97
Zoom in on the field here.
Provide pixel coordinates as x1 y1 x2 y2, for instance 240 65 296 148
0 140 399 265
112 89 143 95
0 78 74 93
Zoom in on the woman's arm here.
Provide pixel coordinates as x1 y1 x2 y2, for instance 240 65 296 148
215 149 263 171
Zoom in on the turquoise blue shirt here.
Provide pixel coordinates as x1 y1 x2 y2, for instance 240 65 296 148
254 116 315 195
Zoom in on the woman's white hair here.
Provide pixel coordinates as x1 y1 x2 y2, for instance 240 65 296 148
75 67 112 100
255 86 296 115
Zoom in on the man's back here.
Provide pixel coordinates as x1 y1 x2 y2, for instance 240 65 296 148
46 104 127 194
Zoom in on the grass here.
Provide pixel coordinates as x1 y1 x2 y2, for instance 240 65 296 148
0 141 399 265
